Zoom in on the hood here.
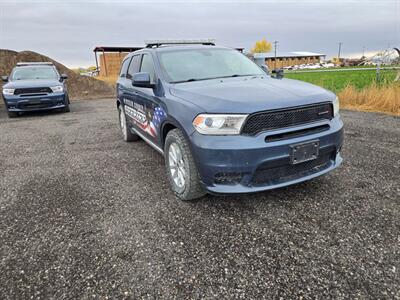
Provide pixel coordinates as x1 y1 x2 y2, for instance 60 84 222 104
3 79 62 89
170 76 335 114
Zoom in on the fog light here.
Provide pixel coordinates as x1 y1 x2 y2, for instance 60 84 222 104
214 172 243 185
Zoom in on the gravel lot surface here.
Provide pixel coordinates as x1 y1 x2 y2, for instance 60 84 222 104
0 99 399 299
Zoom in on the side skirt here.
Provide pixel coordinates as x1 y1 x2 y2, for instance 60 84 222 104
130 127 164 155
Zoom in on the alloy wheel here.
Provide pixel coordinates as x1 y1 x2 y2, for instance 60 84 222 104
120 108 127 140
168 142 186 189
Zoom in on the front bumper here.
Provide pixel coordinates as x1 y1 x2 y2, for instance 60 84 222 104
189 116 344 194
3 93 67 112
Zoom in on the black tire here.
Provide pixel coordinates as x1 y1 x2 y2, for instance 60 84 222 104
7 111 18 118
62 105 70 113
164 129 206 201
62 95 70 112
118 105 139 142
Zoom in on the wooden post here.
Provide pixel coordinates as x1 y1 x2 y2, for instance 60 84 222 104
102 49 108 77
94 51 99 75
395 70 400 81
376 62 381 82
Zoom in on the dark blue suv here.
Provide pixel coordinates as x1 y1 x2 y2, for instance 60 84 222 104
116 41 343 200
1 62 70 118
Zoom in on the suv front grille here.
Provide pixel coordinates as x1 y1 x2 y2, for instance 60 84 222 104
252 150 335 185
14 87 52 95
241 103 333 136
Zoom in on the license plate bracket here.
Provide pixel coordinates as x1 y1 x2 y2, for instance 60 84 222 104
28 99 42 104
290 140 319 165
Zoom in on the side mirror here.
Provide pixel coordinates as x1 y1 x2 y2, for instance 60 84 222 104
260 65 269 75
132 72 154 88
271 68 284 79
60 74 68 81
1 76 8 82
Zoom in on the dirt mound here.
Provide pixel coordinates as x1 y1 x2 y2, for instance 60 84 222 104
0 49 114 101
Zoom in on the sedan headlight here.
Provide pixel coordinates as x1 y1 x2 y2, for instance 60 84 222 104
50 85 64 93
333 96 339 116
193 114 248 135
2 88 15 96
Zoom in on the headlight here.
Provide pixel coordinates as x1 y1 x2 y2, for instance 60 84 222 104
193 114 248 135
2 88 15 96
50 85 64 93
333 96 339 116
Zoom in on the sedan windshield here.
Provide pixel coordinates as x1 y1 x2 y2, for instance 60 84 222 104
11 66 59 81
158 48 264 83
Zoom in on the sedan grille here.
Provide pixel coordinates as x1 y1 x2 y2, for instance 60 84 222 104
14 87 52 95
241 103 333 136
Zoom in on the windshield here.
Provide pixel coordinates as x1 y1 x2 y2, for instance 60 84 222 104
11 66 59 81
158 48 264 83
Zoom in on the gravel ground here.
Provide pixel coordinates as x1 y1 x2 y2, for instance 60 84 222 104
0 99 399 299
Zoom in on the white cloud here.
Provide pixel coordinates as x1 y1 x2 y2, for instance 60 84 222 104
0 0 398 67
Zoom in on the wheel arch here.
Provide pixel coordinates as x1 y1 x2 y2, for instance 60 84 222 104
160 115 193 148
161 121 178 148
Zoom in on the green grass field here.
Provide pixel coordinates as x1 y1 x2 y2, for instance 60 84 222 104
285 68 397 92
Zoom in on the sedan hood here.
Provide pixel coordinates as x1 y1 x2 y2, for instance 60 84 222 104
170 76 335 114
3 79 62 89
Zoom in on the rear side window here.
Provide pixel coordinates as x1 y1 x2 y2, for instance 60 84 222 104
140 54 156 84
119 58 131 78
127 55 141 79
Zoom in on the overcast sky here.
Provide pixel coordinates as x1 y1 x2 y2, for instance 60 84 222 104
1 0 399 67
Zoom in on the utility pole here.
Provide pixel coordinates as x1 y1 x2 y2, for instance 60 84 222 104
337 42 342 60
362 45 365 58
273 40 278 69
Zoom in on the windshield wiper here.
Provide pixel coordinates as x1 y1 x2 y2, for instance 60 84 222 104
172 78 197 83
172 74 259 84
228 74 260 78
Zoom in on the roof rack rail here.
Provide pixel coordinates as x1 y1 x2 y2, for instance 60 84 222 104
145 39 216 48
16 62 54 66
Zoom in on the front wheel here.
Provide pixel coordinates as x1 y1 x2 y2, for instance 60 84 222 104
62 105 70 113
62 94 70 112
7 111 18 118
165 129 206 201
118 105 139 142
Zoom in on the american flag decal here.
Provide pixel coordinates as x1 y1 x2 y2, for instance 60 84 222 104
137 106 166 138
152 107 165 128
